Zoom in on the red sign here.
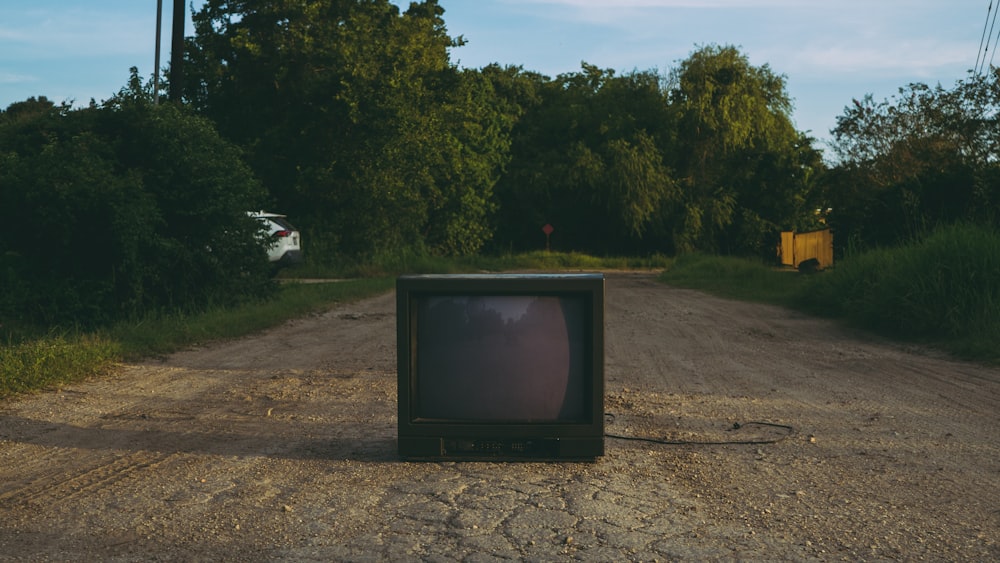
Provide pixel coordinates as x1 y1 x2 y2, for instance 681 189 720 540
542 224 554 235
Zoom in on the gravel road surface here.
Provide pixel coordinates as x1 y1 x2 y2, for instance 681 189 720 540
1 272 998 561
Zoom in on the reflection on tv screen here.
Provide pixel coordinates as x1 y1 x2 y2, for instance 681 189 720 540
416 295 585 422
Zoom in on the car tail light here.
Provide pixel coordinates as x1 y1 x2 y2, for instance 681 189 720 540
273 230 293 238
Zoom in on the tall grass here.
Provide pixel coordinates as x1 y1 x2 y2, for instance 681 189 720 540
288 247 670 278
474 251 670 272
797 223 1000 359
102 277 396 360
295 246 466 278
14 228 993 400
0 277 394 397
659 223 1000 363
659 253 810 306
0 334 121 398
1 251 665 398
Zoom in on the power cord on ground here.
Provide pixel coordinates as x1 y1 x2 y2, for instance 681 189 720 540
604 413 795 446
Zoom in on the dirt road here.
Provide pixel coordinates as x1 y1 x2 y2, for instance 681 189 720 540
1 272 998 560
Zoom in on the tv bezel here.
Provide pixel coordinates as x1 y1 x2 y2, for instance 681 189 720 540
396 273 605 461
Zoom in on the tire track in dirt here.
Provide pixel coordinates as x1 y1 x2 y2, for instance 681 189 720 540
604 273 999 559
1 272 998 560
0 450 179 508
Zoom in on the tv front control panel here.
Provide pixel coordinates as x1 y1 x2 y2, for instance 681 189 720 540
398 436 604 460
443 438 560 458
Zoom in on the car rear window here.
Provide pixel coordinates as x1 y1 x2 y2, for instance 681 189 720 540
270 217 297 231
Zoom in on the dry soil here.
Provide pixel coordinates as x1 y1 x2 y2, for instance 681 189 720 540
1 272 998 561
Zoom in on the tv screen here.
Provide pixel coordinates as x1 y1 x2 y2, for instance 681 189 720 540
396 274 605 460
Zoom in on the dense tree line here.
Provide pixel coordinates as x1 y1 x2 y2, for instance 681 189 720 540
180 0 822 260
0 73 273 327
184 0 512 257
4 0 996 328
826 69 1000 249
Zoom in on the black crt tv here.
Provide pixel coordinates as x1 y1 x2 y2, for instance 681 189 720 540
396 273 605 461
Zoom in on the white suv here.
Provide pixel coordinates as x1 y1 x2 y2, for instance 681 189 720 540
250 211 303 266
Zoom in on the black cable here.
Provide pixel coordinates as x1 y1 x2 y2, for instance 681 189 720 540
990 5 1000 70
981 1 1000 75
604 413 795 446
975 1 993 75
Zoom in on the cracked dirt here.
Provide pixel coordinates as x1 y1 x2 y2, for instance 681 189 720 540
1 272 998 560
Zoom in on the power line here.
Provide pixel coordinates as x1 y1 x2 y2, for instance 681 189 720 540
975 1 992 75
978 0 1000 76
154 0 163 105
990 6 1000 70
170 0 184 101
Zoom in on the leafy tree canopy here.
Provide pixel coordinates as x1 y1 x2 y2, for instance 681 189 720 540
492 64 678 254
185 0 511 258
828 69 1000 247
664 44 812 254
493 46 821 258
0 71 272 328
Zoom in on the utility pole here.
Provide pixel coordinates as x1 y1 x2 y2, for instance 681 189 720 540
154 0 162 104
169 0 184 101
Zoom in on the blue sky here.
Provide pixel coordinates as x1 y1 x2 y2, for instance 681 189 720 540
0 1 990 148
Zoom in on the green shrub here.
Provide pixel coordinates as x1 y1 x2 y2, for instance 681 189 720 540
660 253 808 305
0 334 121 398
797 223 1000 356
0 76 273 328
656 231 1000 363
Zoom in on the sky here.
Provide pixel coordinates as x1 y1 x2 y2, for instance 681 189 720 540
0 0 992 150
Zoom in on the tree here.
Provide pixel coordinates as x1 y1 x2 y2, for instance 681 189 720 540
0 71 271 327
492 64 677 254
0 96 60 122
664 44 814 255
721 131 826 257
185 0 509 257
828 70 1000 248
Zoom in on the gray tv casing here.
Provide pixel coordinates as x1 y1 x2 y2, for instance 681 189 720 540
396 273 605 460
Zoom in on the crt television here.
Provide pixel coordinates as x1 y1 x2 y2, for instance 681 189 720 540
396 273 605 460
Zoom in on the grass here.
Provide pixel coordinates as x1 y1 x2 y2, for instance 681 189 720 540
0 333 121 399
659 223 1000 364
1 251 666 398
6 227 997 400
797 223 1000 360
289 248 671 278
102 277 397 360
659 253 811 307
0 277 395 398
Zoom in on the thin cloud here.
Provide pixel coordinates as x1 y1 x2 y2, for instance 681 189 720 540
497 0 896 15
508 0 976 79
506 0 814 7
0 72 38 85
785 40 972 74
0 8 153 59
